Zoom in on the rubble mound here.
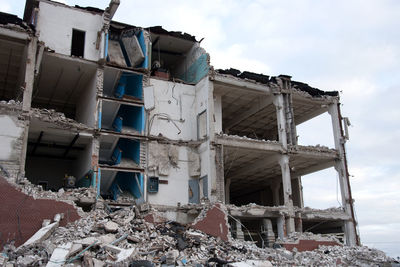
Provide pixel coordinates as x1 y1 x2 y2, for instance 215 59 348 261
1 202 396 266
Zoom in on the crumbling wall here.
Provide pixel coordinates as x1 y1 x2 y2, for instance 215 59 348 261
147 142 202 206
35 1 104 61
0 175 80 250
147 78 197 140
0 103 26 180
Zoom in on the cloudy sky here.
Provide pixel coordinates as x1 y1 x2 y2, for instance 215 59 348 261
2 0 399 258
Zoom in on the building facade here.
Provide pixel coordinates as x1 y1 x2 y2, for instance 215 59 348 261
0 0 359 246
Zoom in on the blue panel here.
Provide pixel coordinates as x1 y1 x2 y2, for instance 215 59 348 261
178 54 209 84
123 73 143 99
189 180 199 204
117 138 140 165
114 76 127 98
136 31 148 69
105 33 109 58
112 116 123 132
112 172 142 199
111 146 122 165
118 105 143 132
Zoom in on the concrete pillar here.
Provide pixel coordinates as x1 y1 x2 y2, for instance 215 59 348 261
329 102 358 246
225 177 231 204
19 38 37 181
276 215 285 240
22 38 37 112
262 218 275 247
273 94 288 149
235 219 245 240
279 155 295 234
295 212 303 232
214 144 225 203
291 177 304 208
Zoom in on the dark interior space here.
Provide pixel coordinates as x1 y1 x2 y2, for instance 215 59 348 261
71 29 85 57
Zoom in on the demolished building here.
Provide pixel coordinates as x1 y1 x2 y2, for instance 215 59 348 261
0 0 361 255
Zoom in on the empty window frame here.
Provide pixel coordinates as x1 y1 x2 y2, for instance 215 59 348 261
71 29 85 57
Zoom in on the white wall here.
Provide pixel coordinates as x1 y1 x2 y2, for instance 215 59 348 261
36 1 103 61
213 94 223 134
147 145 192 206
73 140 93 180
0 115 24 161
146 79 197 141
75 70 98 127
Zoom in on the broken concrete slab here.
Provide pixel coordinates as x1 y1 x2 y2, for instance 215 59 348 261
22 222 59 247
46 242 72 267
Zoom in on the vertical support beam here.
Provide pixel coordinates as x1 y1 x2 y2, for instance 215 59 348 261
291 177 304 208
19 38 37 181
277 215 285 240
22 38 37 112
329 101 359 246
279 155 295 234
273 94 287 149
214 144 225 203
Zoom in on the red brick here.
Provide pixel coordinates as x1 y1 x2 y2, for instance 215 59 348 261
0 176 80 250
191 204 229 241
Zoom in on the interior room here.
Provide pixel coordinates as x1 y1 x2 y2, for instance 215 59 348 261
224 146 282 206
31 53 98 127
99 135 141 168
25 119 93 191
0 33 27 102
213 84 278 141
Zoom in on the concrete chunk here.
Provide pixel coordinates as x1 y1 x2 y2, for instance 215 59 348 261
22 222 59 247
46 243 72 267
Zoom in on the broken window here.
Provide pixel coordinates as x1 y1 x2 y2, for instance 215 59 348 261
71 29 85 57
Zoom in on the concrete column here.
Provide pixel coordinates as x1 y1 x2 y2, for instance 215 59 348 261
273 94 287 149
235 219 245 240
276 215 285 240
19 38 37 181
329 102 358 246
225 177 231 204
291 177 304 208
214 144 225 203
295 212 303 232
279 155 295 234
22 38 37 112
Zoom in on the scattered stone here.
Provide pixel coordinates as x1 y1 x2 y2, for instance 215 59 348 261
104 221 119 233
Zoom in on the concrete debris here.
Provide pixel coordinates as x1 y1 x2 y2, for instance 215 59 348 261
2 203 396 266
30 108 92 130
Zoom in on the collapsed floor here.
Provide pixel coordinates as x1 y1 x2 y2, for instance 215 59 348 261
0 176 397 267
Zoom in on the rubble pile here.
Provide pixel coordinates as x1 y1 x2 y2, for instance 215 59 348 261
1 202 396 266
30 108 92 130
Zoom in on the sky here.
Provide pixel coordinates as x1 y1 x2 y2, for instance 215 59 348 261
1 0 400 258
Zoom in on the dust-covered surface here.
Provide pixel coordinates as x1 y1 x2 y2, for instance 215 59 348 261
1 199 397 266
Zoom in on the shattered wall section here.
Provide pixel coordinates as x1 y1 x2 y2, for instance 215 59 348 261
0 102 26 180
0 175 80 250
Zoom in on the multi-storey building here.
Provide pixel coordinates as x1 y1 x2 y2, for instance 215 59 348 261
0 0 359 246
